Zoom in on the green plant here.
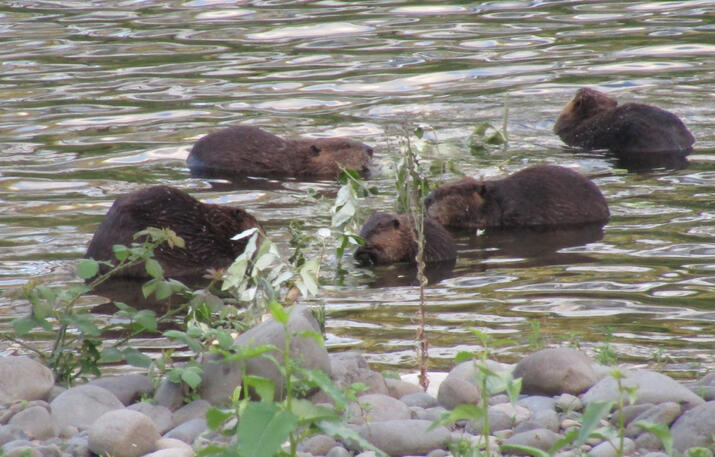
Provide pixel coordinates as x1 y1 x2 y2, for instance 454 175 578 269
3 228 194 384
199 301 385 457
432 329 520 457
528 319 545 350
595 327 619 366
467 95 509 155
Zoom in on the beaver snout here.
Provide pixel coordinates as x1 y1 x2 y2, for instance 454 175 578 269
354 245 378 266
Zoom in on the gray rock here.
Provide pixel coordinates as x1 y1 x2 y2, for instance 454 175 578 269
172 399 211 427
515 409 560 433
88 374 153 405
127 402 174 434
635 431 665 451
385 378 423 398
518 395 555 413
514 348 597 396
50 385 124 430
437 375 480 410
355 419 450 456
155 437 195 452
0 425 22 446
399 392 438 409
200 306 331 404
554 393 582 411
3 441 42 457
63 431 90 457
297 434 339 455
589 437 635 457
164 417 208 444
490 403 530 424
643 452 669 457
670 400 715 452
8 405 56 439
330 352 388 396
88 409 160 457
625 401 681 438
426 450 450 457
504 428 562 452
465 408 513 434
691 371 715 401
154 379 186 411
357 394 412 422
621 403 655 425
326 446 351 457
413 406 447 422
0 356 54 403
582 369 704 410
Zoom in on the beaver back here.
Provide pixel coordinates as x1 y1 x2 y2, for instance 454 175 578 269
86 185 261 278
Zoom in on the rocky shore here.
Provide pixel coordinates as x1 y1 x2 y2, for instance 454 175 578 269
1 306 713 457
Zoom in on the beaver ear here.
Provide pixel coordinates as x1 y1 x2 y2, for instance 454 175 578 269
309 145 321 156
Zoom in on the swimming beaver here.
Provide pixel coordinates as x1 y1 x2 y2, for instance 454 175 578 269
86 185 262 278
554 88 694 154
187 125 373 179
354 212 456 265
425 165 609 230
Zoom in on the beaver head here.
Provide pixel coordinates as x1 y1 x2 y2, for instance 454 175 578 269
295 137 373 177
554 88 618 139
425 177 499 230
354 212 456 266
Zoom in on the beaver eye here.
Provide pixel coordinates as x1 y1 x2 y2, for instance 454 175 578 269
392 219 400 229
310 145 321 155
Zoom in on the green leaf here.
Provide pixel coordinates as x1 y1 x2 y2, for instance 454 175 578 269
142 279 158 298
268 301 289 324
12 316 37 336
500 444 550 457
244 375 275 403
112 244 129 261
297 330 324 346
454 351 476 364
430 403 484 430
633 421 673 456
164 329 204 353
295 367 350 410
237 402 298 457
155 281 173 300
181 367 203 389
124 347 152 368
145 258 163 279
576 401 614 446
135 310 158 332
206 407 234 431
549 428 579 454
72 313 101 337
291 398 337 424
76 259 99 279
99 347 124 363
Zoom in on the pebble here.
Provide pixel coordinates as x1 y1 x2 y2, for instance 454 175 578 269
127 402 174 434
504 428 562 451
88 374 153 405
588 437 635 457
554 393 582 411
385 378 423 398
164 418 208 444
355 419 450 456
356 393 412 422
624 401 681 438
297 434 339 455
8 405 56 439
330 352 389 395
400 392 438 409
0 356 54 403
87 409 160 457
437 375 481 410
326 446 351 457
670 400 715 452
50 385 124 430
172 399 211 427
514 348 597 396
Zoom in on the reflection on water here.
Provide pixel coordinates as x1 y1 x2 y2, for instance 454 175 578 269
1 1 714 378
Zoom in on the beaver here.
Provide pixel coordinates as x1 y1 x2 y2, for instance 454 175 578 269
354 212 456 266
187 125 373 179
424 165 609 230
86 185 262 279
554 88 694 154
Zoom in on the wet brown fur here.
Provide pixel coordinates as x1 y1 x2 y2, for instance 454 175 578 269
425 165 609 230
354 212 456 265
554 88 694 154
86 185 262 278
187 125 373 179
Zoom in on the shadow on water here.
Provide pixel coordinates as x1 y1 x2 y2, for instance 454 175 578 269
455 223 605 270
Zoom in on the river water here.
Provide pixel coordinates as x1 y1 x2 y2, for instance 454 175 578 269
0 1 713 378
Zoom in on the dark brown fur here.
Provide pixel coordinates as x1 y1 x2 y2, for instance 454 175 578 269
354 212 456 266
425 165 609 230
187 125 373 179
554 88 694 154
86 185 262 278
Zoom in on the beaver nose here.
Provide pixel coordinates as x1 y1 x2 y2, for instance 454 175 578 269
354 246 376 266
365 146 374 158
